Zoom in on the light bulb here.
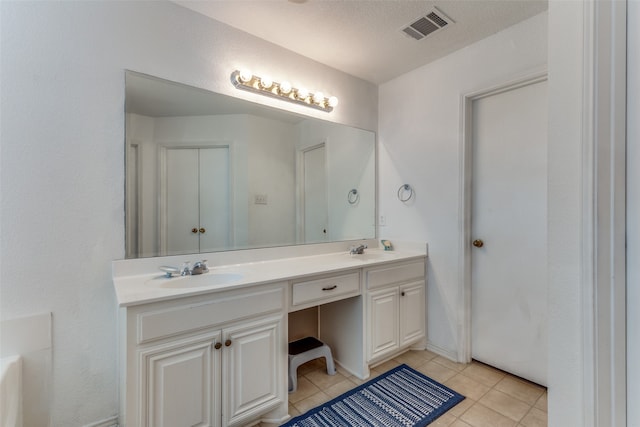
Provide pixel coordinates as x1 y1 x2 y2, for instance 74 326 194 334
260 75 273 89
239 69 252 83
312 91 325 104
297 87 309 100
328 96 339 108
279 81 292 95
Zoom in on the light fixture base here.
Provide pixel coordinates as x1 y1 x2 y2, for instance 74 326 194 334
230 70 335 113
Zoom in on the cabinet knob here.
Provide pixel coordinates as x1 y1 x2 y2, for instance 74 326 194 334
199 227 206 234
214 342 222 350
401 291 405 297
191 228 198 234
472 239 484 248
225 339 232 347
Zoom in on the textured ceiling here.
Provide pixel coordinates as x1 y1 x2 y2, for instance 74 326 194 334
173 0 548 84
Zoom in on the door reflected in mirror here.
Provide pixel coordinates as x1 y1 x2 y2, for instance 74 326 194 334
125 71 375 258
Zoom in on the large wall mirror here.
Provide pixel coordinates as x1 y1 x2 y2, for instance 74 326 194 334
125 71 376 258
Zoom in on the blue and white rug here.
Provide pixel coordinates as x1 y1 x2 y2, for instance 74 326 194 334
282 364 465 427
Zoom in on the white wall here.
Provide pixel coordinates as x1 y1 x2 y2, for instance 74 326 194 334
378 12 547 356
546 2 588 424
0 1 377 425
627 0 640 424
247 115 297 248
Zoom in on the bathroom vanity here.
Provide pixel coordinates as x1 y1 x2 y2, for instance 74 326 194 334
113 242 427 427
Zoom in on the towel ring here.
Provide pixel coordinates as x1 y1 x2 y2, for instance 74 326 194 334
397 184 414 202
347 189 359 205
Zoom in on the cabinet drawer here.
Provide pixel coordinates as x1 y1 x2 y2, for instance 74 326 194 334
137 286 284 344
291 272 360 308
366 260 425 290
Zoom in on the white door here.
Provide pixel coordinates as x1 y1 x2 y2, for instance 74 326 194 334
470 79 548 386
165 146 230 255
303 144 328 243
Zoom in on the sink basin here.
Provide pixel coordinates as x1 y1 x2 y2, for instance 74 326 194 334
147 272 244 288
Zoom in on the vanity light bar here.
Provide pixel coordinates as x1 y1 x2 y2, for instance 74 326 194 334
230 70 338 113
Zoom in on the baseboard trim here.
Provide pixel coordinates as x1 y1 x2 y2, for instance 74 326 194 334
260 414 291 426
426 341 459 362
83 415 119 427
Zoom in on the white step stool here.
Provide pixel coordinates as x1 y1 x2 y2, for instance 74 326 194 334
288 337 336 393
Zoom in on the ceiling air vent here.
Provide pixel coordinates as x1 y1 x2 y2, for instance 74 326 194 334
401 7 453 41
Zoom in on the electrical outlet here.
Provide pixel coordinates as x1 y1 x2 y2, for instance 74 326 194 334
254 194 268 205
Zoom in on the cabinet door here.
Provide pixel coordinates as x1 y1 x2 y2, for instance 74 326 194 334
399 281 426 346
223 316 284 427
367 287 399 361
140 330 222 427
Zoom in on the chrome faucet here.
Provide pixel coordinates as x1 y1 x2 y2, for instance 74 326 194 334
180 262 191 276
191 260 209 275
173 260 209 276
349 244 368 255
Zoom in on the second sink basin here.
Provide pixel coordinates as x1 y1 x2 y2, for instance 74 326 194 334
148 272 244 288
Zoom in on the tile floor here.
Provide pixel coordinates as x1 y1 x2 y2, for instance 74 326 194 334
281 349 547 427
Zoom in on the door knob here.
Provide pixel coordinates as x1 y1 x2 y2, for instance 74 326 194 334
199 228 206 234
472 239 484 248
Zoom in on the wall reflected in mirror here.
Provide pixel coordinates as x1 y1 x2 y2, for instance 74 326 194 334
125 71 376 258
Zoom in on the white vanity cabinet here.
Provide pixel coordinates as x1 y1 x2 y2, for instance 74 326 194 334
365 259 426 363
114 246 429 424
119 282 287 427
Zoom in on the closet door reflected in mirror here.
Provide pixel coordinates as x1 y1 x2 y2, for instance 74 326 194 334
161 145 231 255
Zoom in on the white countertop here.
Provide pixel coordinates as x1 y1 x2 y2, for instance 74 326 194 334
113 247 426 307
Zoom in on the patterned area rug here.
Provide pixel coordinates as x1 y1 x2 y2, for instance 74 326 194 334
282 364 465 427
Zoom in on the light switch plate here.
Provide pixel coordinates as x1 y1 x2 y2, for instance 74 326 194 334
254 194 268 205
